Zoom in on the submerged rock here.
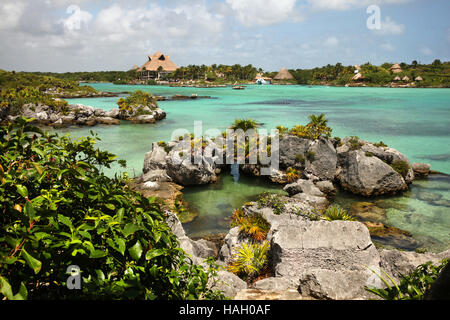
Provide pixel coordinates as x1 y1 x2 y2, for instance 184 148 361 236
349 202 386 222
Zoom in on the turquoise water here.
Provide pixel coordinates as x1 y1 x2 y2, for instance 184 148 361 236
62 83 450 251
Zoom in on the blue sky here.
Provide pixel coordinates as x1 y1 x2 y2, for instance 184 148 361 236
0 0 448 72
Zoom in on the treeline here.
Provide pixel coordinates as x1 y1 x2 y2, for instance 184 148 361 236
288 60 450 87
171 64 260 82
33 70 139 84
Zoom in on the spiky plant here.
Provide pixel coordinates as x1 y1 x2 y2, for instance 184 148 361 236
286 167 300 183
322 204 356 221
230 118 260 131
227 241 270 281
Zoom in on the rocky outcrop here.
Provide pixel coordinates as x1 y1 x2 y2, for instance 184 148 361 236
412 162 431 177
6 102 166 127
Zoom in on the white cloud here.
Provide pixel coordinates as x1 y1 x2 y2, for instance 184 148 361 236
60 5 93 32
0 2 25 30
372 16 405 35
226 0 298 26
309 0 412 11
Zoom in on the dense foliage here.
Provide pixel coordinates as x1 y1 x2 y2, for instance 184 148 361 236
33 70 139 84
117 90 157 116
171 64 259 82
230 209 271 242
289 60 450 87
0 118 224 300
227 241 269 283
289 114 332 140
365 259 449 300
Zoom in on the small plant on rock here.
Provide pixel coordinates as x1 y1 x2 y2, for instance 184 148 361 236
321 204 356 221
286 167 300 183
257 192 286 215
227 241 270 282
390 160 410 178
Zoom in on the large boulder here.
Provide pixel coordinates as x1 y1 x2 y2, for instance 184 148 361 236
304 138 337 181
270 219 383 300
336 148 409 196
279 135 311 169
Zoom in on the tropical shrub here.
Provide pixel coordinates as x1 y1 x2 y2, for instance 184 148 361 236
0 118 224 300
257 193 286 215
365 259 449 300
349 136 363 150
321 204 356 221
227 241 270 282
230 118 260 131
230 209 270 242
289 114 332 140
117 90 157 115
390 160 410 178
286 167 300 183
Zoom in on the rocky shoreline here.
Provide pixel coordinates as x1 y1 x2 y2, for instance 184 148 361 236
2 102 166 127
134 130 450 299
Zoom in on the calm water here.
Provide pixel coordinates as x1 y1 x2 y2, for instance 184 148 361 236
62 83 450 252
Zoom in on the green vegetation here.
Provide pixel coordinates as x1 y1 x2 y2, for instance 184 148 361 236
34 70 139 84
172 64 258 82
321 205 356 221
230 118 260 131
365 151 374 157
117 90 157 115
0 118 224 300
0 87 68 116
390 160 410 178
289 60 450 87
286 167 300 183
290 114 332 140
295 154 305 164
349 136 363 150
373 141 388 148
257 193 286 215
0 70 98 96
306 151 316 162
227 241 270 282
365 259 449 300
230 209 271 242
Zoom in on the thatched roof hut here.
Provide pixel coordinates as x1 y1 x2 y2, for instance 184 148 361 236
138 52 179 72
355 64 361 71
131 65 139 70
402 75 410 81
414 76 423 81
393 75 401 81
390 63 402 73
273 67 294 80
352 73 365 81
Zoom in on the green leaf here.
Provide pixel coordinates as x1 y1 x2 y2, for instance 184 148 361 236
105 203 115 211
32 162 43 175
123 223 140 237
21 248 42 274
24 202 36 219
0 277 26 300
16 185 29 198
58 214 73 229
89 249 107 258
128 240 143 260
115 237 126 255
145 249 164 260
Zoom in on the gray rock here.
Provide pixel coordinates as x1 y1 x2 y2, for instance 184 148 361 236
94 108 106 117
379 249 450 283
412 162 431 177
253 277 297 291
143 142 169 173
337 149 408 196
279 135 312 169
315 180 336 196
95 117 120 125
130 114 156 124
141 169 172 182
192 239 217 259
292 193 329 209
208 270 247 299
105 108 120 118
166 153 217 186
305 138 337 181
271 219 383 300
284 179 324 197
219 227 249 264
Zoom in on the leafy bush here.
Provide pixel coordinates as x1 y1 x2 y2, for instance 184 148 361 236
365 259 449 300
0 87 68 116
289 114 332 140
349 136 363 150
390 160 410 178
0 118 224 300
373 141 388 148
230 118 260 131
257 193 286 215
117 90 157 115
321 204 356 221
230 209 270 242
286 167 300 183
227 241 269 282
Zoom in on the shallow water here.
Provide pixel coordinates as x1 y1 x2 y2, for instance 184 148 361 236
62 83 450 252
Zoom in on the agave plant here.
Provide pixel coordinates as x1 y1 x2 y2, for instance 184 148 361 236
322 204 356 221
227 241 270 281
231 209 271 241
286 167 300 183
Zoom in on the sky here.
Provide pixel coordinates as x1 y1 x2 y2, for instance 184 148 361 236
0 0 449 72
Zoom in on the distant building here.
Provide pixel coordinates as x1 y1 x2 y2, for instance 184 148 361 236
273 67 294 80
137 52 179 80
414 76 423 81
352 73 365 81
390 63 402 73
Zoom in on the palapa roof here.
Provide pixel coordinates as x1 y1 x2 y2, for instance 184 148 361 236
390 63 402 73
131 65 139 70
352 73 365 81
414 76 423 81
273 67 294 80
393 76 401 81
138 52 179 72
402 75 410 81
355 64 361 71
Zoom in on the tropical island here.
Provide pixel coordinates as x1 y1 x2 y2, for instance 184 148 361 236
1 0 450 304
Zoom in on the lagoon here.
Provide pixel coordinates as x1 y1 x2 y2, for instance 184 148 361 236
63 83 450 252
